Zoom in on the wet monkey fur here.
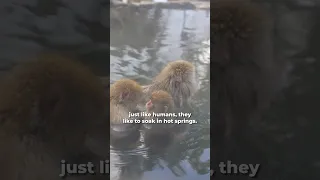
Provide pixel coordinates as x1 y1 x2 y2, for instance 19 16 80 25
143 90 189 150
0 54 107 180
110 79 145 148
143 60 198 109
145 90 175 114
211 1 283 153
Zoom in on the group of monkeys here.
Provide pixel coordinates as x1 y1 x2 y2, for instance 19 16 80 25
0 0 285 179
0 54 198 180
110 60 198 149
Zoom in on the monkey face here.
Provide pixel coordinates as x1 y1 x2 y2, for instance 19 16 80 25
146 90 174 113
169 74 195 108
145 99 170 113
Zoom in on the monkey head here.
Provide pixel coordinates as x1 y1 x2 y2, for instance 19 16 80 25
146 90 174 113
0 55 107 155
110 78 145 110
154 60 197 108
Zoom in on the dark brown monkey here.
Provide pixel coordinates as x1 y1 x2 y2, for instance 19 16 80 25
110 78 145 148
0 54 107 180
143 90 189 151
211 0 283 156
143 60 198 109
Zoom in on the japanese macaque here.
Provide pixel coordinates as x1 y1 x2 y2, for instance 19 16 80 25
211 0 282 155
143 60 198 109
143 90 189 151
0 54 107 180
146 90 175 114
110 79 145 148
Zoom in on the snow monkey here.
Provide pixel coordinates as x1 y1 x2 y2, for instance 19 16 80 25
143 90 189 151
143 60 198 109
0 54 107 180
110 79 145 148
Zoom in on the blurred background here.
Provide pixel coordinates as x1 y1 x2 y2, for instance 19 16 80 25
0 0 319 179
248 0 320 179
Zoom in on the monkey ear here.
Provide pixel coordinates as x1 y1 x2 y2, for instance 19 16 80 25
164 105 168 113
119 91 129 102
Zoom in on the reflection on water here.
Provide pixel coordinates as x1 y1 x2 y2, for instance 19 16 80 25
110 6 210 180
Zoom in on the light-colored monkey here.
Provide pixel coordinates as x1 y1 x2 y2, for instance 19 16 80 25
143 60 198 109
